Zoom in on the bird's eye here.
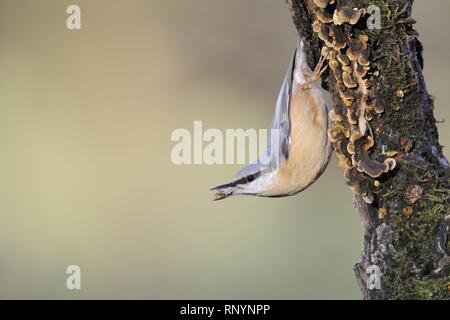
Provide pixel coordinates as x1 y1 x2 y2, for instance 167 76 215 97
246 174 255 183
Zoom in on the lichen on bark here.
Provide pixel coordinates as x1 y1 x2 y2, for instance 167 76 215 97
287 0 450 300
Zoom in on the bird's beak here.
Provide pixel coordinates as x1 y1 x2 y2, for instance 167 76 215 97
210 182 238 201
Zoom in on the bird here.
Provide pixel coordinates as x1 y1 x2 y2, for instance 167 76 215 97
210 38 332 200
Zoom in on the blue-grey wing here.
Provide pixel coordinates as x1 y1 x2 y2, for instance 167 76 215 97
268 48 296 162
234 49 296 180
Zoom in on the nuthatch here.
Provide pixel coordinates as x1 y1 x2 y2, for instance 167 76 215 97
211 38 332 200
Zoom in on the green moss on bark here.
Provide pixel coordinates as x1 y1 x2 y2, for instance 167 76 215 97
361 0 449 299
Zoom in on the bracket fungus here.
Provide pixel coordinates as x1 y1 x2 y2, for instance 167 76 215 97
308 0 397 203
312 0 335 9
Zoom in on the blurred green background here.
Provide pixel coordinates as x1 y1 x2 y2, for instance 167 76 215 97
0 0 448 299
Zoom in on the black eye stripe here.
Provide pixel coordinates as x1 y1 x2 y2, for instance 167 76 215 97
237 172 260 185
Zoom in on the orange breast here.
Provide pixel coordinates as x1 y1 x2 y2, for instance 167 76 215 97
264 85 331 196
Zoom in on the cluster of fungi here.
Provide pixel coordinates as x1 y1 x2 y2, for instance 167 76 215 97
310 0 396 204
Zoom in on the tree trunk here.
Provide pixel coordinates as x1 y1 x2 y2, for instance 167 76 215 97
286 0 450 299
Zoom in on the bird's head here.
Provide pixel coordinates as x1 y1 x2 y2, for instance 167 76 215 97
210 163 276 200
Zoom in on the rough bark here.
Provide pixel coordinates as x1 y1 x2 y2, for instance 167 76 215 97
287 0 450 299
